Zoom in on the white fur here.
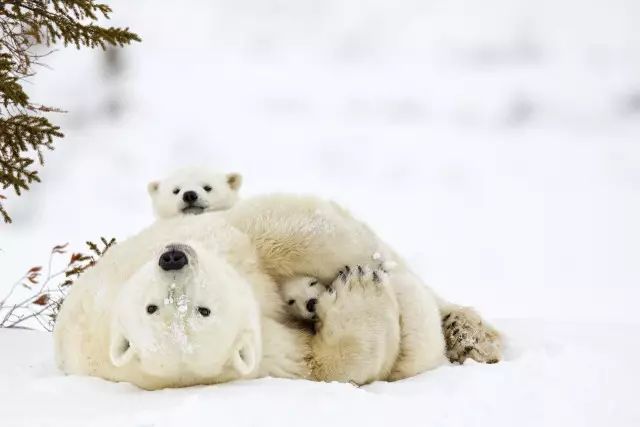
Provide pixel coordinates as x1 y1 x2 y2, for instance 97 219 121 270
55 193 499 389
280 276 325 321
226 194 447 381
312 265 401 384
148 168 242 219
54 213 306 390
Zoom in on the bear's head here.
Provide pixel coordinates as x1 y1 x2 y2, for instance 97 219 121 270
108 241 261 386
280 276 325 321
147 168 242 219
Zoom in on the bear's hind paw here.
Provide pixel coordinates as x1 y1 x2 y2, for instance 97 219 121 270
443 308 502 365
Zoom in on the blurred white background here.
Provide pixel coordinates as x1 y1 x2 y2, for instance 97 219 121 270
1 0 639 323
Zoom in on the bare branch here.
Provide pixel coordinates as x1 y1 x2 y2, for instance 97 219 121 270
0 237 117 330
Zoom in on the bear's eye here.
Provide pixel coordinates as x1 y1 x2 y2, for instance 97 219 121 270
203 185 212 192
197 306 211 317
146 304 158 314
287 299 295 305
309 280 318 287
172 187 180 195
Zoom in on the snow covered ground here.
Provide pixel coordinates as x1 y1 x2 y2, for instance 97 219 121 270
1 0 639 425
2 321 639 426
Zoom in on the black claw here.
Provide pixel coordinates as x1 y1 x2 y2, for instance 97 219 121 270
357 265 364 275
372 271 380 282
344 265 351 274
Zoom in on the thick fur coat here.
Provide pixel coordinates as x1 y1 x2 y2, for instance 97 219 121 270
54 194 500 389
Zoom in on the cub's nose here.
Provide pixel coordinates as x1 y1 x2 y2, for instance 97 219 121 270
306 298 318 313
182 191 198 204
159 249 188 271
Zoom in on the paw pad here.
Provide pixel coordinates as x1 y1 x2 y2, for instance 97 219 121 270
442 309 502 365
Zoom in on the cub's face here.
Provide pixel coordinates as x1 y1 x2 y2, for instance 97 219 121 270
280 276 326 321
148 169 242 219
109 242 261 385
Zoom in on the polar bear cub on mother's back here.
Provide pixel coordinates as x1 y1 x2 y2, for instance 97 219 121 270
148 168 242 218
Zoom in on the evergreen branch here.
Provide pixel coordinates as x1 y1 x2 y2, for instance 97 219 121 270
1 1 141 49
0 0 139 222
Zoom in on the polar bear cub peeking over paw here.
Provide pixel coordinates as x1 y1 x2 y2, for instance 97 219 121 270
148 168 242 219
281 260 397 323
280 276 327 321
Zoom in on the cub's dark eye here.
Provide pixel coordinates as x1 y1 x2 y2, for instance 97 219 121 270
146 304 158 314
203 185 212 192
309 280 318 287
172 187 180 195
197 306 211 317
287 299 295 305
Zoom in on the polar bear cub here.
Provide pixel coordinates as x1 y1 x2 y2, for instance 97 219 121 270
148 168 242 218
281 261 396 322
280 276 326 321
280 253 397 321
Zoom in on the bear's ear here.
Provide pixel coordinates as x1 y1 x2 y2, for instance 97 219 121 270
147 181 160 195
226 173 242 191
231 331 257 376
109 321 136 368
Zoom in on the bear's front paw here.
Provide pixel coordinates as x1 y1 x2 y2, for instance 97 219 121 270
315 264 394 322
442 307 502 365
333 264 391 300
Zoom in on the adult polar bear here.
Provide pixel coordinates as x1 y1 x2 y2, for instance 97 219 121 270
54 194 501 389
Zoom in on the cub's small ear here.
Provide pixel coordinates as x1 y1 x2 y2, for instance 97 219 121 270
147 181 160 195
226 173 242 191
231 331 257 376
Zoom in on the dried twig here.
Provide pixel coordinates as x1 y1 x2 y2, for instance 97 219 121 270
0 237 116 331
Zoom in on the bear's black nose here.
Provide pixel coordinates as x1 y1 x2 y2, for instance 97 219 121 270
182 191 198 204
159 249 188 271
306 298 318 313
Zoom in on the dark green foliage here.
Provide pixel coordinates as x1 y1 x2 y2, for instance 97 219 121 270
0 1 140 223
